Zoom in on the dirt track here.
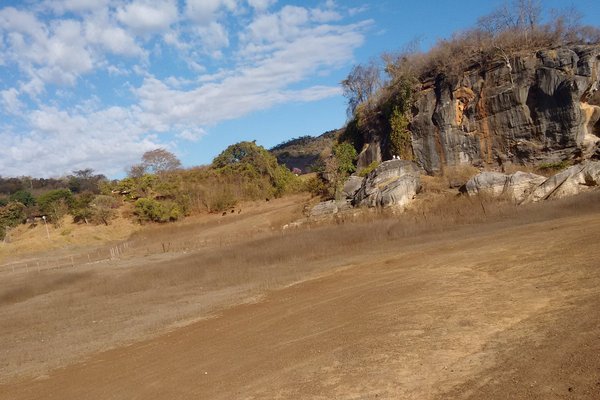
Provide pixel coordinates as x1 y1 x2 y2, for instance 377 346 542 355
2 206 600 399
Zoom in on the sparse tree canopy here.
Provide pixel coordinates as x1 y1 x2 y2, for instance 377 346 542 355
68 169 106 193
140 149 182 175
341 61 382 117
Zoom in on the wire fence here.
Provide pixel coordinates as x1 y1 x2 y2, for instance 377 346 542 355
0 241 133 275
0 234 245 276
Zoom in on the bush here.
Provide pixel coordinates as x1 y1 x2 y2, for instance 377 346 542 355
0 201 26 240
134 198 182 223
91 195 119 225
303 175 327 197
389 107 413 160
9 190 36 207
213 141 300 198
537 160 571 173
358 161 381 177
37 189 73 226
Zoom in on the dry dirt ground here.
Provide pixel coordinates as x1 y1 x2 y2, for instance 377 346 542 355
1 194 600 399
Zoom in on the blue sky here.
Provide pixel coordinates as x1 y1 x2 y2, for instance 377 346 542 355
0 0 598 178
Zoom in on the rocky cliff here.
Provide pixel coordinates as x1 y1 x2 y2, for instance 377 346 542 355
359 45 600 174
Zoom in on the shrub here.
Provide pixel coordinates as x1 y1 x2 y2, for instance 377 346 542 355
91 195 119 225
9 190 36 207
303 175 327 197
134 198 182 223
389 107 413 160
37 189 73 226
537 160 571 173
359 161 381 177
213 141 300 198
0 201 26 240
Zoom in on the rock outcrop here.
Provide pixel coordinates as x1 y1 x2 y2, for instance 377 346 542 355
462 171 546 202
357 45 600 173
525 160 600 202
353 160 420 208
463 160 600 203
309 159 421 217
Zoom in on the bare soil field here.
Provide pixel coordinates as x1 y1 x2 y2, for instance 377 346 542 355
1 192 600 399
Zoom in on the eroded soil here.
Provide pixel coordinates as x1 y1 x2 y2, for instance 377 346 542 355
1 197 600 399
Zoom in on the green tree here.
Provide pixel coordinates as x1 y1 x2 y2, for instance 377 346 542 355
134 198 181 223
9 190 36 207
389 107 413 160
37 189 73 226
91 195 119 226
213 141 298 197
332 142 358 175
322 142 358 200
67 169 106 194
71 192 95 224
0 202 26 240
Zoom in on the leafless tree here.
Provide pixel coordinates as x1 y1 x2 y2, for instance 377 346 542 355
341 61 382 117
142 148 182 174
127 149 182 178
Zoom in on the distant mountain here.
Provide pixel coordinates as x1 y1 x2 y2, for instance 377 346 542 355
270 130 339 173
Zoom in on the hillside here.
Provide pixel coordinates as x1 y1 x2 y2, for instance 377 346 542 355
2 192 600 399
270 130 339 173
338 6 600 174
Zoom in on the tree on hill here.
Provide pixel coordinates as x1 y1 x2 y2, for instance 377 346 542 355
37 189 73 227
0 201 26 240
213 141 298 197
9 190 36 207
341 61 382 117
127 149 182 177
67 169 107 194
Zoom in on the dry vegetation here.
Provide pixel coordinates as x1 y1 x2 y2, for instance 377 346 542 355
2 188 600 387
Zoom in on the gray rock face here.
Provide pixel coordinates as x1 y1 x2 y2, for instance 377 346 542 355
464 171 546 202
357 45 600 173
353 159 420 208
342 175 365 199
309 160 421 217
463 161 600 203
525 160 600 202
309 200 352 218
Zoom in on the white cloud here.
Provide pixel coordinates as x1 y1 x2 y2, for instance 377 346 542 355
185 0 239 24
0 105 162 177
177 126 206 141
1 88 24 115
311 8 342 23
247 0 276 12
84 12 145 57
0 0 370 177
44 0 110 14
116 0 178 35
193 21 230 56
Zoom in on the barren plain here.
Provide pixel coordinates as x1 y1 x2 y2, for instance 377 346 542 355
1 193 600 399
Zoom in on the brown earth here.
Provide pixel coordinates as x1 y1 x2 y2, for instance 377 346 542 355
1 194 600 399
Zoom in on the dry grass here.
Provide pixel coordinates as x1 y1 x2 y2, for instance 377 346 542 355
0 213 139 264
1 190 600 383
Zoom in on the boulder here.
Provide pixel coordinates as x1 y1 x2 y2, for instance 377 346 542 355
353 159 421 208
309 200 352 218
342 175 364 199
378 174 421 208
525 161 600 202
463 172 510 197
463 170 546 202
